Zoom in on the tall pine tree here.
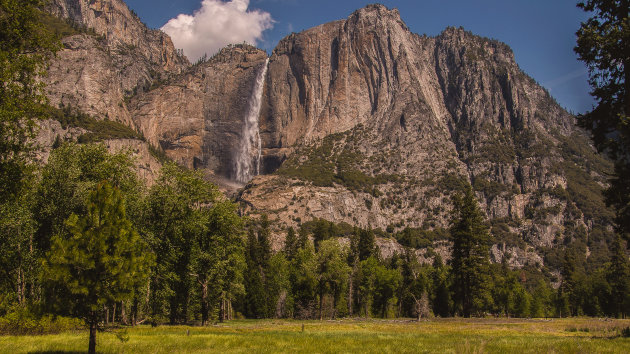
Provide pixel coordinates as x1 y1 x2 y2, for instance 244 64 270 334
608 235 630 318
450 185 492 317
42 182 153 354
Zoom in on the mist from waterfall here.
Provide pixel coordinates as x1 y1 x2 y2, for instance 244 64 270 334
234 58 269 184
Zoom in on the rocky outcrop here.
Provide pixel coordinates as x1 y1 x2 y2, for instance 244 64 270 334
103 138 162 185
34 119 86 163
130 45 268 184
45 35 134 126
34 122 161 185
43 0 188 125
239 4 613 267
46 0 186 73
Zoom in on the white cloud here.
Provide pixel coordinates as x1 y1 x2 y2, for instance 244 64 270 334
161 0 273 62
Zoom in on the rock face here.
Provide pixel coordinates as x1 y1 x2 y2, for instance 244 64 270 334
239 4 613 266
40 0 187 184
40 2 614 269
34 121 161 186
47 0 185 73
130 45 268 184
44 0 188 125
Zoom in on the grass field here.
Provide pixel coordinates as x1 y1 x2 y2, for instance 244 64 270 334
2 318 630 353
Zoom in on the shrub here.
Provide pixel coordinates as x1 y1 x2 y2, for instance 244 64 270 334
0 308 84 335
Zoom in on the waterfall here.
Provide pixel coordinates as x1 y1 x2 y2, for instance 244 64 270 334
234 58 268 183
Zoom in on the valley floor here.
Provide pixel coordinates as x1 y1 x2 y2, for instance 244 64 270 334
2 318 630 353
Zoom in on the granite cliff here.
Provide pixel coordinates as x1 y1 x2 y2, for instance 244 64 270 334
240 5 613 267
39 2 614 269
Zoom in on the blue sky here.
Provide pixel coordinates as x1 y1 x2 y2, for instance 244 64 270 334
125 0 593 114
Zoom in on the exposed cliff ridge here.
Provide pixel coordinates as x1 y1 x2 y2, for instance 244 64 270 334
39 2 614 270
239 4 613 268
130 44 268 184
43 0 188 126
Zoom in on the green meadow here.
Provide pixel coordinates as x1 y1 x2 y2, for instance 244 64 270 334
2 318 630 353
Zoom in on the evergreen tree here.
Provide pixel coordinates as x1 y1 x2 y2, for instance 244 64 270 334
560 246 588 316
431 255 451 317
297 226 310 250
243 227 265 318
575 0 630 237
257 215 272 274
42 182 153 354
450 186 492 317
358 227 376 261
608 235 630 317
284 227 298 261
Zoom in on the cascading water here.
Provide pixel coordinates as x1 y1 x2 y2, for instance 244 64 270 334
234 58 269 183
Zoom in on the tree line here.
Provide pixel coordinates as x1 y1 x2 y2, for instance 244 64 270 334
2 142 629 325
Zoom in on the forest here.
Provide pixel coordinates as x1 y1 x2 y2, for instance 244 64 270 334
1 141 629 331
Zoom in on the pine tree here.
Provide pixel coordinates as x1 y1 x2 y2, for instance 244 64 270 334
297 226 310 250
358 227 376 261
244 227 265 318
431 255 451 317
42 182 153 354
575 0 630 237
450 185 492 317
284 227 298 261
608 235 630 318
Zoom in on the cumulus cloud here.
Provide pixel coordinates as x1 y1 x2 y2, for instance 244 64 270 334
161 0 273 62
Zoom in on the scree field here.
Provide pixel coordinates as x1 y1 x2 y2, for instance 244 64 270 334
2 318 630 353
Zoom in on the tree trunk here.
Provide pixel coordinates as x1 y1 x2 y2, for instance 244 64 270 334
132 294 138 326
332 295 336 319
112 303 116 324
201 282 208 326
625 58 630 117
348 274 353 317
28 233 33 298
121 301 127 325
219 292 226 323
319 289 324 320
88 320 97 354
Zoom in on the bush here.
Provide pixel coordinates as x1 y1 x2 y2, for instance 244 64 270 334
0 308 84 335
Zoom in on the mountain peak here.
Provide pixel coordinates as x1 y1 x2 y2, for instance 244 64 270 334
348 3 408 32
